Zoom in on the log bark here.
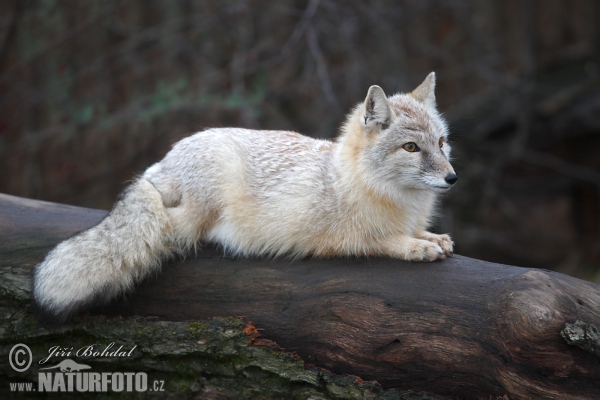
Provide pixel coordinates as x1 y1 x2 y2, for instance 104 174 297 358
1 193 599 399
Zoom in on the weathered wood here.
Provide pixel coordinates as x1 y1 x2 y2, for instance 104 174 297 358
1 193 599 399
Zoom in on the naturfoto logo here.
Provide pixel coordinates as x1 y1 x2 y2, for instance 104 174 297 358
39 359 91 372
38 364 149 393
8 343 165 394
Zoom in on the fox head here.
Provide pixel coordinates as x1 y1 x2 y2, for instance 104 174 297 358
341 72 457 197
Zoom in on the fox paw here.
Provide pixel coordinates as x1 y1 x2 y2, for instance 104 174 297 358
406 240 446 262
416 232 454 257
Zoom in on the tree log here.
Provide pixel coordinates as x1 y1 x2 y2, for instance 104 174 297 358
1 193 599 399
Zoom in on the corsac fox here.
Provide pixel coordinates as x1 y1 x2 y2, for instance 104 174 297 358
33 72 458 322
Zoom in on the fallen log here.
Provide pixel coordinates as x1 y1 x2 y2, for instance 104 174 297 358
1 193 599 399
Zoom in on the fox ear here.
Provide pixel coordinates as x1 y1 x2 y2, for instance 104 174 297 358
410 72 436 110
361 85 391 131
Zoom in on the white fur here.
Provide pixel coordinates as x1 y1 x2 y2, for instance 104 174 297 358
33 72 457 322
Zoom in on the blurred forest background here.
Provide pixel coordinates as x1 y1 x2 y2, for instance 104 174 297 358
1 0 599 283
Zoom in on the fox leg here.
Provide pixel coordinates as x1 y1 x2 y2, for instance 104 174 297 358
380 234 446 262
146 169 215 252
414 230 454 257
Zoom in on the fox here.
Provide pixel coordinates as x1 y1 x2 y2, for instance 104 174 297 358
33 72 457 323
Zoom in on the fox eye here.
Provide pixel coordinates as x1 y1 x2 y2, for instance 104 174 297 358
402 142 420 152
439 137 444 148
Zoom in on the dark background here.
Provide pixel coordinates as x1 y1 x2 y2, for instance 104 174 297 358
1 0 599 283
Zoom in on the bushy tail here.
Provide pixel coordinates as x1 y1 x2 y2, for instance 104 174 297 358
33 177 174 323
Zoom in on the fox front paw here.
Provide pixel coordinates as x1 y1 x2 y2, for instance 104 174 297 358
428 233 454 256
416 231 454 257
406 239 446 262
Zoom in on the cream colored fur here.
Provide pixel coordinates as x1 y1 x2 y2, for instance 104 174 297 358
33 72 457 322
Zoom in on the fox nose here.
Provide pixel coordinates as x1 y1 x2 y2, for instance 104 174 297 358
445 173 458 185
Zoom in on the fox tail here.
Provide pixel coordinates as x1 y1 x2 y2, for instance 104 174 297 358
32 177 174 323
